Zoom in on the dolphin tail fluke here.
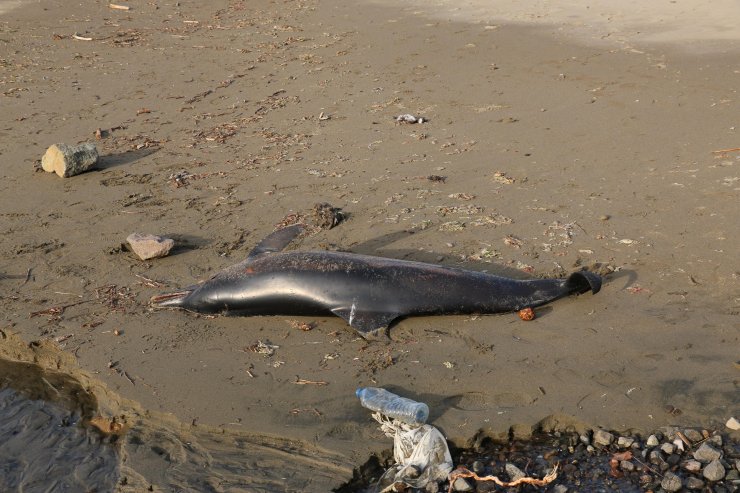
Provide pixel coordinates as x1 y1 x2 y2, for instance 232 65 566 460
564 270 602 295
150 290 192 308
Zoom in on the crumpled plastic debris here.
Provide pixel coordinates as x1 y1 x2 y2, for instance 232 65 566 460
371 412 453 492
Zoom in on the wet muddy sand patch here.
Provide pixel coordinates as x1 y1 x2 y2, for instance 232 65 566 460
0 339 353 492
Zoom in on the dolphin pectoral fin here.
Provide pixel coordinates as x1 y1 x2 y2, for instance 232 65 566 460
565 270 602 295
331 306 400 339
247 224 306 261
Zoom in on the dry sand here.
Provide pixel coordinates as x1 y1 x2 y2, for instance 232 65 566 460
1 0 738 488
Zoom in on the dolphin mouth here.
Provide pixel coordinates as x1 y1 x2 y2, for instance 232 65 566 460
150 291 192 308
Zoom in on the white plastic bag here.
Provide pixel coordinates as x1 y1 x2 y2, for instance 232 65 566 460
372 412 453 490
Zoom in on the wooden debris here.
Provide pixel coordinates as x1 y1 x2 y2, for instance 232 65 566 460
72 33 93 41
294 377 328 386
109 3 131 11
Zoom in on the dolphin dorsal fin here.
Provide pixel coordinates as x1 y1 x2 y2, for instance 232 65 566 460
247 224 306 261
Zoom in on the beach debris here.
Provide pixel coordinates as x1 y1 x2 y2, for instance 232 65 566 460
518 308 535 321
293 377 328 385
310 202 344 229
447 464 558 492
275 202 344 230
88 415 130 435
287 319 316 331
711 146 740 154
109 3 131 11
395 114 426 124
72 33 93 41
247 340 279 356
492 171 515 185
369 411 453 491
41 142 99 178
125 233 175 260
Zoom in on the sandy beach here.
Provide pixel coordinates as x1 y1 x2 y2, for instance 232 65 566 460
1 0 738 489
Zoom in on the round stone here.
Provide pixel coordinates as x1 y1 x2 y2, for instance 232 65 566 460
661 472 682 492
702 459 726 482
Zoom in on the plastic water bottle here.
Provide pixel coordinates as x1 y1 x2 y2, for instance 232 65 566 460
356 387 429 426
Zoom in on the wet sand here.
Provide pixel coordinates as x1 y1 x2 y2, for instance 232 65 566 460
1 0 738 488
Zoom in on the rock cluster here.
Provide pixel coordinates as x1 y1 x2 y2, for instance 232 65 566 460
342 426 739 492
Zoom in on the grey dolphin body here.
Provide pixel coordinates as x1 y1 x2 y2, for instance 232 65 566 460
152 225 601 338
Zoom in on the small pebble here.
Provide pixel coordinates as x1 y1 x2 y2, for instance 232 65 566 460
661 442 675 455
451 477 473 492
709 434 723 447
683 429 703 443
552 485 568 493
661 472 683 492
703 459 726 481
693 442 722 463
592 429 614 446
471 460 485 474
686 476 705 490
646 434 659 447
126 233 175 260
726 416 740 431
666 454 681 467
620 460 635 472
649 449 665 465
682 459 702 472
617 436 634 448
505 463 525 482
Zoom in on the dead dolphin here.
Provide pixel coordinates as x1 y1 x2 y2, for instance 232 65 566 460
152 224 601 338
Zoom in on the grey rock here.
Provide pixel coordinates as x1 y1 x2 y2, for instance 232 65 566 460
709 434 723 447
451 477 473 492
505 463 525 482
724 469 739 481
425 481 440 493
592 429 614 447
126 233 175 260
471 460 485 474
646 434 660 447
620 460 635 472
686 476 705 490
693 442 722 463
683 429 703 443
703 459 726 481
661 472 682 492
660 442 675 455
41 142 99 178
682 459 702 472
666 454 681 467
617 436 634 448
649 449 665 465
579 434 590 446
586 445 595 454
